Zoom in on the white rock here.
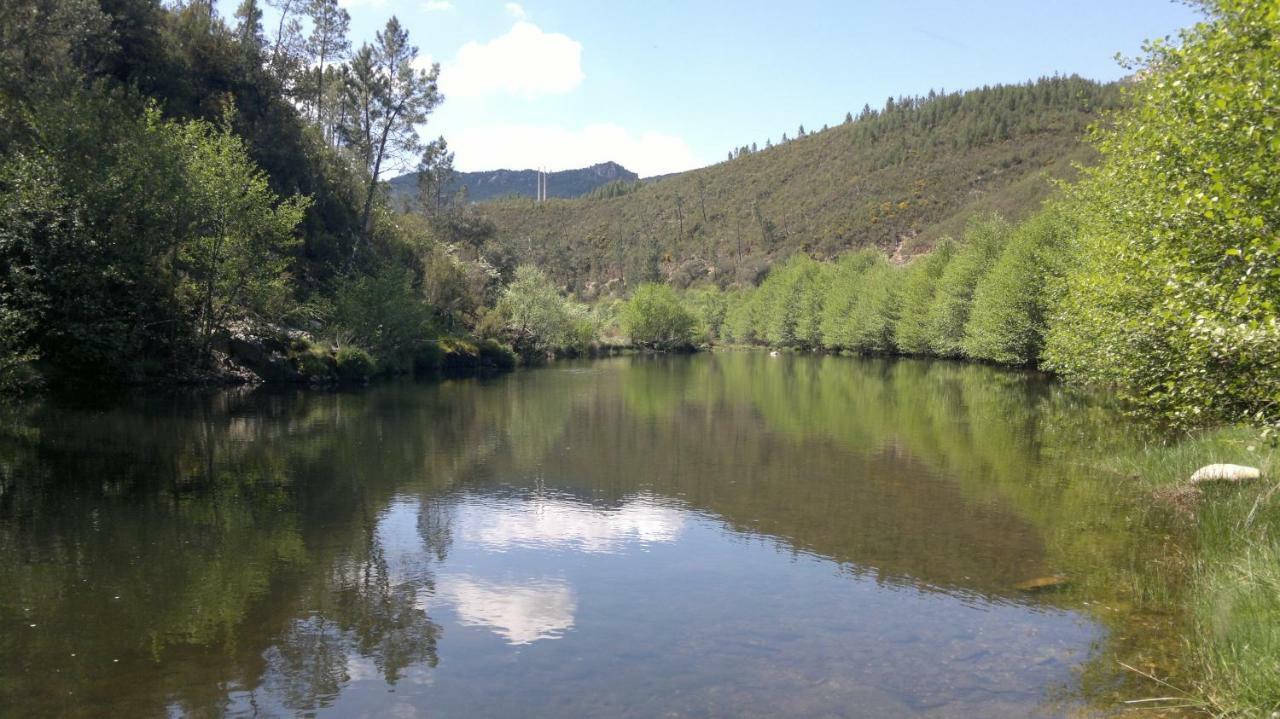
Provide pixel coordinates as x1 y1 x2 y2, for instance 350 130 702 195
1189 463 1261 484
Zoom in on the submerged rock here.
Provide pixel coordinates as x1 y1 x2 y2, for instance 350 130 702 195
1189 464 1261 484
1014 575 1070 592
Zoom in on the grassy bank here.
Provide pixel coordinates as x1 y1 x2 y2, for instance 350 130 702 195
1101 427 1279 716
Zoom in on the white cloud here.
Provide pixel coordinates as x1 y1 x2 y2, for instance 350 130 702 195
410 53 436 73
423 0 453 11
503 2 526 18
442 21 582 99
447 123 700 177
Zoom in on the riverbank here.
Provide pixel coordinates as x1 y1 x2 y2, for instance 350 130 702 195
1093 427 1279 715
151 325 518 388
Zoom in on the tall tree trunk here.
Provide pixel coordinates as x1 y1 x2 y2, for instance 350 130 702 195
270 0 294 69
353 109 400 264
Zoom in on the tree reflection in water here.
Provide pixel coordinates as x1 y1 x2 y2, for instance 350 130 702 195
0 355 1187 717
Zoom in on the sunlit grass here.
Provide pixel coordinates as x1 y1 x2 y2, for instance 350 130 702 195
1103 427 1280 716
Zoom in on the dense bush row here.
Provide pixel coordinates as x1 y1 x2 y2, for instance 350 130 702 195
712 211 1063 369
1042 0 1280 431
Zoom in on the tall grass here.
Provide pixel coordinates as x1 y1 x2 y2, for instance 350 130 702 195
1104 428 1280 716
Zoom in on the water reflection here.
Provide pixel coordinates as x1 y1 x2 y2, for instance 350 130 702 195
440 576 576 645
456 493 684 553
0 355 1183 717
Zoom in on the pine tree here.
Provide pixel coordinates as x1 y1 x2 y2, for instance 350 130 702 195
343 17 442 251
234 0 265 55
306 0 350 131
266 0 306 87
416 136 454 213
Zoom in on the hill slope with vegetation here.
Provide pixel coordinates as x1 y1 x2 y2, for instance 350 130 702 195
482 76 1122 294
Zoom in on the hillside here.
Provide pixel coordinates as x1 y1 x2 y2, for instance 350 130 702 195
390 161 638 204
481 76 1121 294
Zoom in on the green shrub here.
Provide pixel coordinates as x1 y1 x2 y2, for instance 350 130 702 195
592 297 627 345
622 283 698 350
1043 0 1280 429
477 339 517 370
924 217 1008 357
412 342 444 376
495 265 596 358
333 263 435 363
964 207 1072 366
818 250 883 350
0 348 38 396
757 255 828 349
684 285 729 341
842 258 901 353
334 346 376 382
723 288 761 344
894 240 956 354
293 346 335 380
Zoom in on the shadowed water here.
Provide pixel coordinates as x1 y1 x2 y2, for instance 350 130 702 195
0 353 1183 717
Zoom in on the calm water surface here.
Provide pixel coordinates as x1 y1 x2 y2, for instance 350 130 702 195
0 354 1182 717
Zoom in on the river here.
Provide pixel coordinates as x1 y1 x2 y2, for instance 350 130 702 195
0 353 1187 717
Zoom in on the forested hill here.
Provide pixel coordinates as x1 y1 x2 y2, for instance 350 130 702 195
481 76 1122 294
390 161 639 203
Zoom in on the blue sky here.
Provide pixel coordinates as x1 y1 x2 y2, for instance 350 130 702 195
223 0 1202 176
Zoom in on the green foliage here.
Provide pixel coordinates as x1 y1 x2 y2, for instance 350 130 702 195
818 249 886 351
344 17 441 247
622 283 698 350
757 255 828 348
0 321 36 395
291 341 335 380
334 345 375 381
428 336 518 373
841 258 901 353
1044 0 1280 429
332 262 434 369
723 288 761 344
495 265 595 359
0 89 188 380
0 0 508 388
683 285 729 341
924 216 1009 357
412 341 445 375
964 207 1073 365
893 241 956 355
583 178 643 200
477 338 518 371
174 110 310 352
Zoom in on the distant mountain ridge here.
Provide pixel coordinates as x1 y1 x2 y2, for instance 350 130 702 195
390 161 639 203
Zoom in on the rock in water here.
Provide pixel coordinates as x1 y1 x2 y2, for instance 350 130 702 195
1189 464 1261 484
1014 575 1070 592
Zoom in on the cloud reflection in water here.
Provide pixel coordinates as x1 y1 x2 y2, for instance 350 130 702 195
457 494 685 553
439 576 577 645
